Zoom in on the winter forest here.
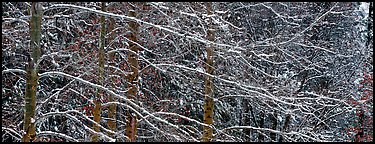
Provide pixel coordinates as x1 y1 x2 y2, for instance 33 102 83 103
1 2 373 142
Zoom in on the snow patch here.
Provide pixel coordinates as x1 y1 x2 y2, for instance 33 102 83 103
196 67 205 73
354 78 363 85
359 2 370 15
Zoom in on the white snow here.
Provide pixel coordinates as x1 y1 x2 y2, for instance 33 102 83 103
359 2 370 15
277 115 283 123
196 67 205 73
215 10 228 14
354 78 363 84
258 53 274 58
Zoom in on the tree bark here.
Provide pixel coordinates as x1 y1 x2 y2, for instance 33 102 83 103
125 3 140 142
355 110 364 142
279 72 307 142
202 2 215 142
242 98 251 141
92 2 106 142
270 113 278 141
367 2 373 50
258 111 265 142
278 114 290 142
107 3 117 138
22 2 42 142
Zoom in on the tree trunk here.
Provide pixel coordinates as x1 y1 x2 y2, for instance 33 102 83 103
107 4 117 138
258 111 264 142
279 73 307 142
242 98 251 141
270 113 278 141
367 2 373 50
202 2 215 142
355 110 364 142
22 2 42 142
92 2 106 142
125 3 140 142
278 114 291 142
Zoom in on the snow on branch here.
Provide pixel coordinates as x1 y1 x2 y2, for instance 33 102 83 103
46 4 246 53
102 102 198 141
221 126 326 142
37 110 116 142
155 63 301 107
254 2 338 47
38 71 197 141
37 131 78 142
2 69 27 75
2 127 22 141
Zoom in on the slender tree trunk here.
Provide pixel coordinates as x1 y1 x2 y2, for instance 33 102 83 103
367 2 373 49
22 2 42 142
242 98 259 141
355 3 372 141
278 113 291 142
279 73 307 142
107 4 117 138
270 113 278 141
125 3 140 142
258 111 265 142
355 110 364 142
242 98 251 141
202 2 215 142
92 2 106 142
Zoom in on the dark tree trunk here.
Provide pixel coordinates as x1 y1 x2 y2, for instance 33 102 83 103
270 113 278 141
258 111 265 142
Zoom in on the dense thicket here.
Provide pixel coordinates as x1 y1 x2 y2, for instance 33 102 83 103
2 2 372 142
